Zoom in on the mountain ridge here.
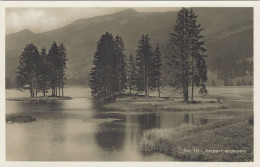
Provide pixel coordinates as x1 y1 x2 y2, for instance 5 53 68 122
6 8 253 87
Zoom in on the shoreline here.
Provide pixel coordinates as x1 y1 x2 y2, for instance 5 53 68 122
6 96 72 102
103 95 227 112
139 116 253 161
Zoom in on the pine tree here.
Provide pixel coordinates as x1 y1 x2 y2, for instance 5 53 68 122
127 54 136 95
135 35 146 95
135 34 153 98
38 47 50 96
152 44 162 97
168 8 207 102
17 43 41 97
168 8 191 102
189 9 207 101
114 35 127 96
48 41 60 96
90 32 118 99
59 43 68 97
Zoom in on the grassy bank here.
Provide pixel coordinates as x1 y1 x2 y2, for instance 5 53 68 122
7 96 72 102
139 116 253 161
103 95 227 112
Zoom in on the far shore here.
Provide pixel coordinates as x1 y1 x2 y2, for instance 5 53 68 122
6 96 72 102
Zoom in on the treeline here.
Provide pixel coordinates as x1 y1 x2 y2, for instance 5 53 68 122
17 42 68 97
223 78 253 86
90 33 162 100
214 58 253 81
91 8 207 103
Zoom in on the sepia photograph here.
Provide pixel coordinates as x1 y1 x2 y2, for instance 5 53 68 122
3 2 258 163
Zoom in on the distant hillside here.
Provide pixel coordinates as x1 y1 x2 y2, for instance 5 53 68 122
6 8 253 87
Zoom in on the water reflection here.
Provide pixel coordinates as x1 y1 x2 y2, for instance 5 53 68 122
94 112 126 151
6 88 207 161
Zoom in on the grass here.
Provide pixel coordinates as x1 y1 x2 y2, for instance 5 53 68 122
139 116 253 161
104 95 227 112
136 86 253 161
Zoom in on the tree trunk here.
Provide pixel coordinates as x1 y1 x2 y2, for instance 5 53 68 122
62 78 64 97
146 67 149 98
35 77 37 97
30 83 33 97
191 56 194 102
59 80 61 97
144 70 147 98
55 83 57 96
158 79 160 98
129 80 132 95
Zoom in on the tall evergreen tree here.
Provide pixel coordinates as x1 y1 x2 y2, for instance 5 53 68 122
114 35 127 96
135 34 153 98
189 9 207 101
152 44 162 97
48 41 60 96
38 47 50 96
17 43 41 97
168 8 207 102
90 32 117 99
168 8 190 102
127 54 136 95
58 42 68 97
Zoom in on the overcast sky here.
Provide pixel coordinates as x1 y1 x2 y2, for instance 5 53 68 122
6 8 180 34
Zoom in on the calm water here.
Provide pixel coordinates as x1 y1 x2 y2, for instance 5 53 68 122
6 87 206 161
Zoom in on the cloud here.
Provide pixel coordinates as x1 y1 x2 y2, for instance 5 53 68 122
6 8 62 34
6 8 180 34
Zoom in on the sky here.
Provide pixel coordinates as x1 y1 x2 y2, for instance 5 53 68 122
6 8 180 34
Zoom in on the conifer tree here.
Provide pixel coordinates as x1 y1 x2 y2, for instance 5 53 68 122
168 8 207 102
189 9 207 101
38 47 50 96
114 35 127 96
168 8 191 102
127 54 136 95
59 43 68 97
48 41 60 96
17 43 41 97
90 32 117 99
152 44 162 97
135 35 153 98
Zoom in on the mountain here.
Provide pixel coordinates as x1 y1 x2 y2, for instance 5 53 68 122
6 8 253 87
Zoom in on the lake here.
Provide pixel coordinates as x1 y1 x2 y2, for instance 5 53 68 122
6 87 209 161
